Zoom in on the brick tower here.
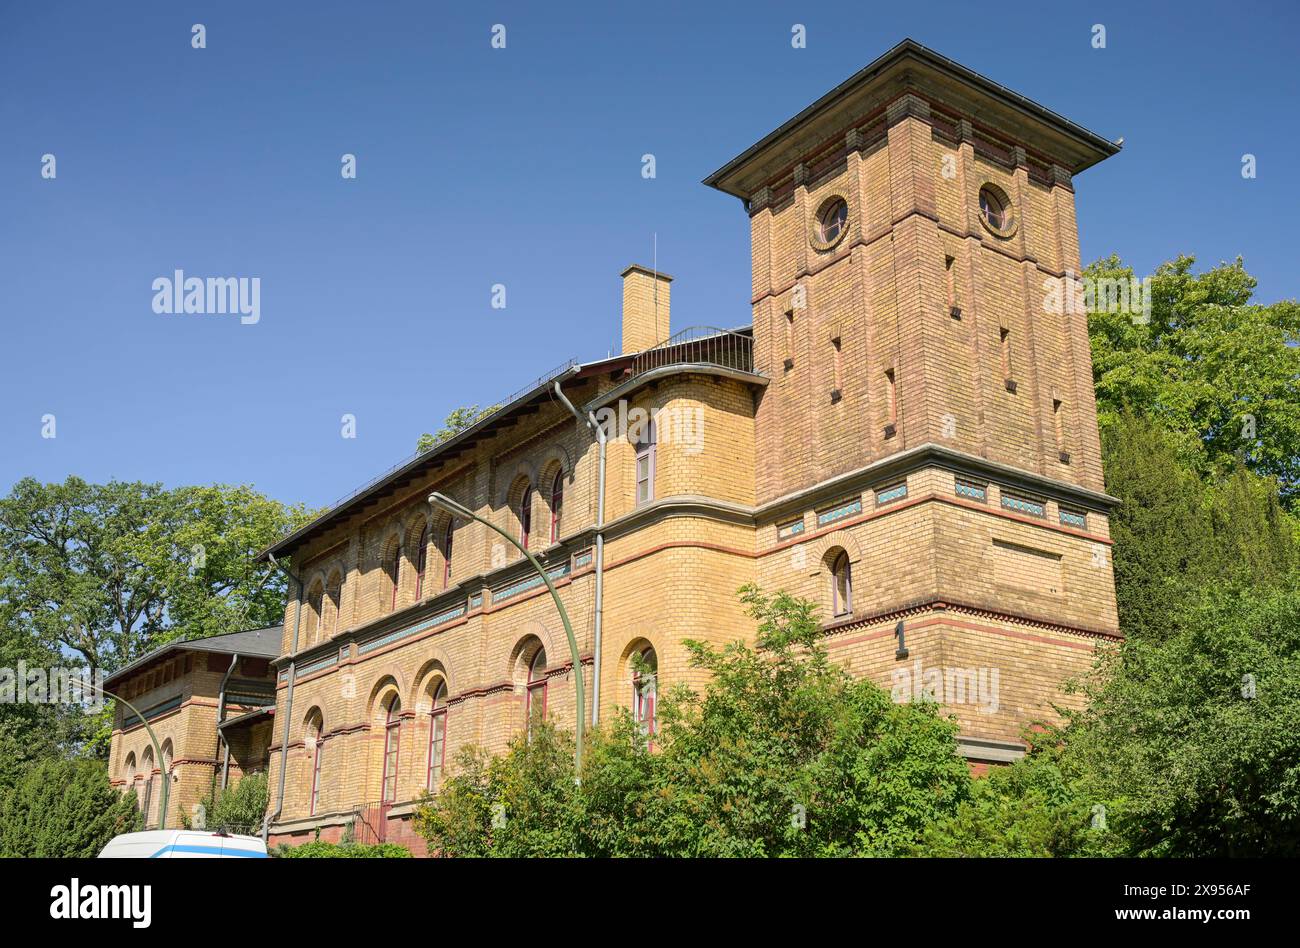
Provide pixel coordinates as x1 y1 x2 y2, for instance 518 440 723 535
706 40 1123 763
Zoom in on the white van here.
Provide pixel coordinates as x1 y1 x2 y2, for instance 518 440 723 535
98 829 269 859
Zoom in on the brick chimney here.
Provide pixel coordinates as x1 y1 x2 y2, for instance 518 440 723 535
620 264 672 354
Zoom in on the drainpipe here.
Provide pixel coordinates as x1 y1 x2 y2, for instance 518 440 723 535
217 653 239 791
265 552 304 843
553 375 607 727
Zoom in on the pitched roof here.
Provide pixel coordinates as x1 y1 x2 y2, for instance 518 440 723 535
103 625 282 689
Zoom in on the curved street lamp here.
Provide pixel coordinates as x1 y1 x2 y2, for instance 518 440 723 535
427 491 584 777
74 678 171 830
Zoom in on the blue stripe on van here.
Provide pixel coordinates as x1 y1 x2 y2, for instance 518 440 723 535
149 844 268 858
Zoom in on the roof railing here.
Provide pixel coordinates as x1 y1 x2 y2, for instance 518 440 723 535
630 326 754 379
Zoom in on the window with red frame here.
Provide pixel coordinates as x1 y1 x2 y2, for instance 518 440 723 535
519 486 533 549
831 551 852 618
309 717 323 816
427 681 448 790
632 646 658 742
549 470 564 544
386 542 401 612
381 697 401 803
413 525 429 600
440 521 455 589
525 647 547 739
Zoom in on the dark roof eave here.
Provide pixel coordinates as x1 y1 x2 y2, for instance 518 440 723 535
703 38 1120 198
103 626 282 689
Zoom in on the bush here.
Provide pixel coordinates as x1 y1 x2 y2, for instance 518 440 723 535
185 772 268 835
274 840 411 858
0 758 140 857
415 585 972 857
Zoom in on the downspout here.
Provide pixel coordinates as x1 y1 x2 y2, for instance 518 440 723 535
217 653 239 791
553 373 607 727
265 552 304 843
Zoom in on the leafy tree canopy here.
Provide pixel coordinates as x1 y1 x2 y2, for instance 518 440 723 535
0 476 313 675
416 404 502 454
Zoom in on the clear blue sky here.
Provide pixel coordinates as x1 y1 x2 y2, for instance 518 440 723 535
3 0 1296 512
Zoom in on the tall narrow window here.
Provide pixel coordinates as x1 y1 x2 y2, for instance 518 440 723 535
1053 397 1069 463
549 470 564 544
832 551 853 618
945 255 960 317
309 717 323 816
632 647 658 743
885 369 898 434
831 335 843 401
1000 328 1016 392
519 486 533 549
784 310 795 370
413 525 429 600
427 681 448 790
381 697 401 804
526 647 548 738
140 749 155 828
440 521 455 589
635 420 656 505
386 543 401 612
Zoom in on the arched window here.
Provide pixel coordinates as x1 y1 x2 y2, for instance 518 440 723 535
831 551 853 618
549 469 564 544
381 696 401 804
413 525 429 601
439 521 455 589
385 541 401 613
526 647 547 738
427 681 448 790
308 715 324 816
519 486 533 549
162 733 175 816
140 748 155 827
635 420 656 505
124 753 138 807
305 580 323 644
632 646 658 742
323 572 342 636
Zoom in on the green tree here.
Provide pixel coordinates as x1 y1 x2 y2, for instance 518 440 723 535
1102 414 1296 640
0 477 312 676
415 586 971 856
416 404 501 454
0 758 140 857
1087 254 1300 498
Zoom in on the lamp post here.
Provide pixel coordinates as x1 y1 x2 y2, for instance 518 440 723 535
427 491 584 777
76 678 171 830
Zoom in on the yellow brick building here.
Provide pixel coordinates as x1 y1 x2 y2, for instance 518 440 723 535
108 40 1122 854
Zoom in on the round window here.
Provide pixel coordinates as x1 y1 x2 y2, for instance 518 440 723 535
978 186 1013 235
818 198 848 243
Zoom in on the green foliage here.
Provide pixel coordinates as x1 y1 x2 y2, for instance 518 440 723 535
274 840 412 858
1087 254 1300 498
0 758 140 857
0 477 314 677
1062 586 1300 856
917 743 1115 857
185 772 268 835
416 404 502 454
1102 414 1296 640
415 585 971 856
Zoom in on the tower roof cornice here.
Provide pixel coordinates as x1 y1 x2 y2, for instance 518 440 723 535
703 38 1120 201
